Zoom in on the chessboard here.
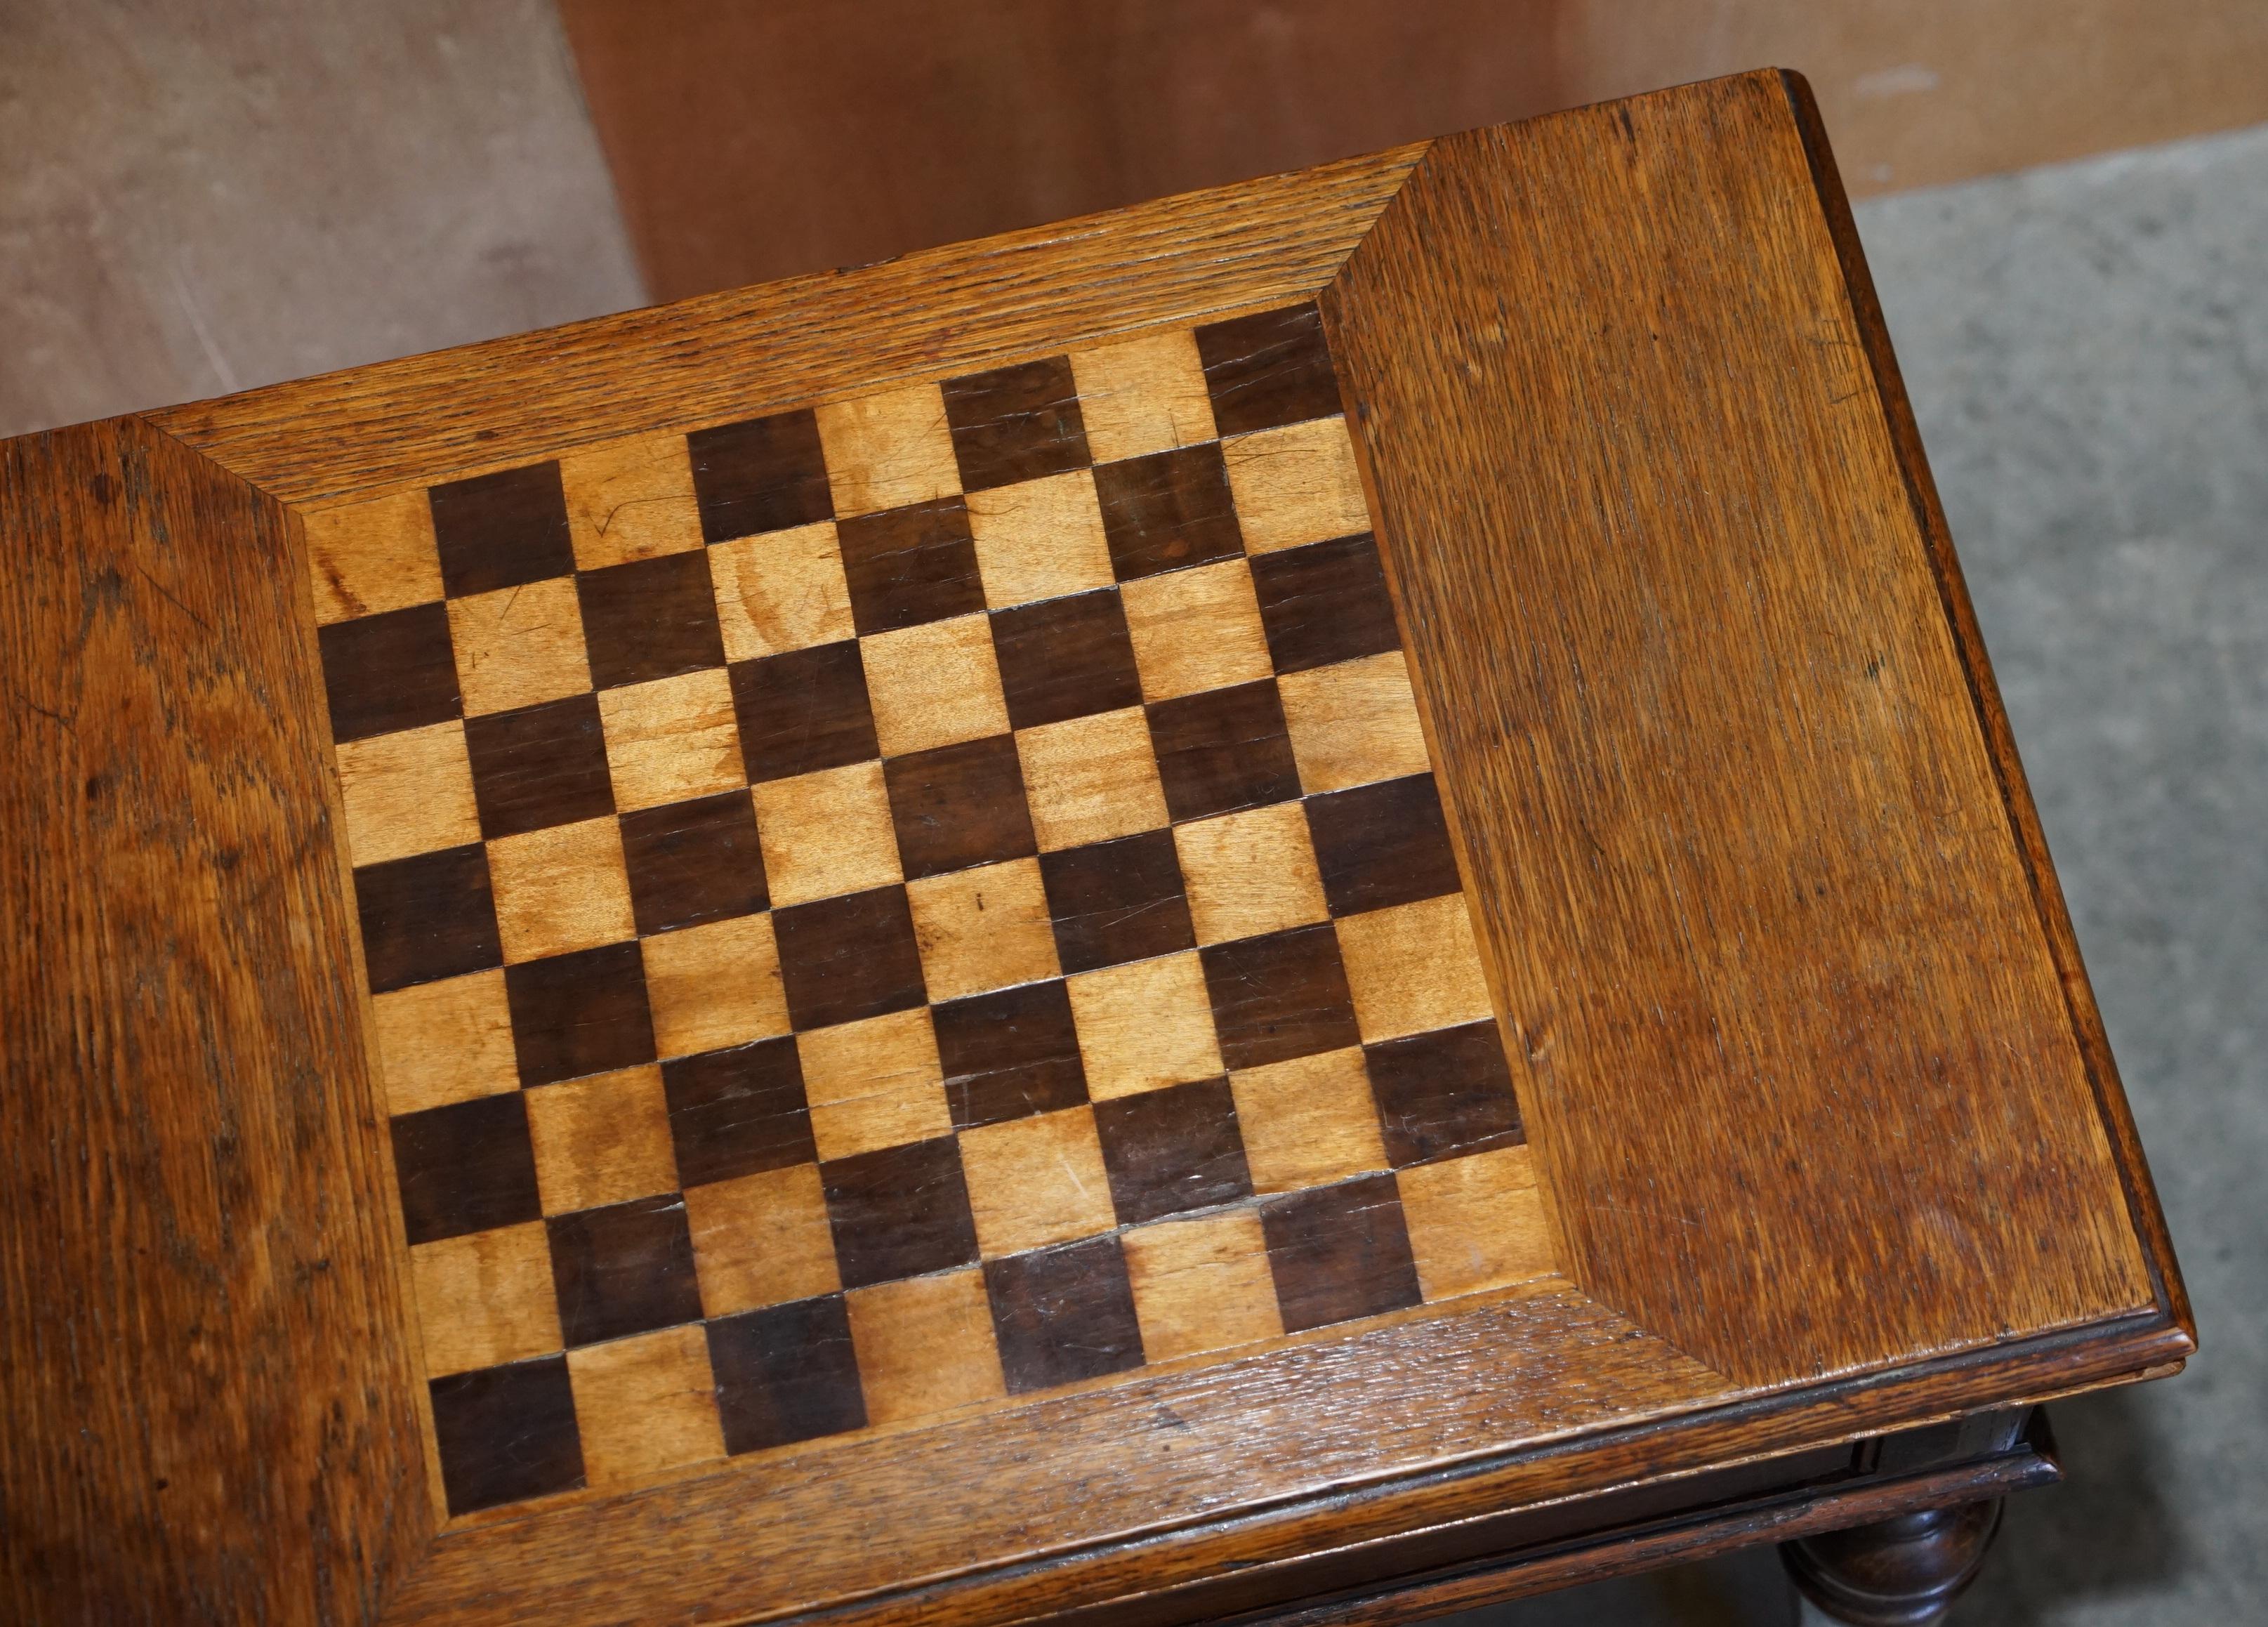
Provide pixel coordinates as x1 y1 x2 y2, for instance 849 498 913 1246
307 300 1553 1518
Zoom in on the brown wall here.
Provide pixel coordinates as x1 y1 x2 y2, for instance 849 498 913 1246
560 0 2268 303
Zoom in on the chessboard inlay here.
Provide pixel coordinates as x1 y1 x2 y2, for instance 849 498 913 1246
309 301 1554 1519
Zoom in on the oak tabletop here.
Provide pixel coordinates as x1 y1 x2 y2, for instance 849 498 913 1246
0 69 2188 1627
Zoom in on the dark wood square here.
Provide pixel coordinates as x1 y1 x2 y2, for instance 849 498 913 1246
463 693 617 840
429 461 576 598
836 496 987 634
707 1296 867 1456
503 941 658 1088
1194 303 1344 437
820 1138 980 1290
1260 1173 1423 1333
318 602 461 744
934 980 1088 1131
1147 678 1302 823
689 409 834 544
1038 830 1196 975
882 735 1036 880
546 1194 704 1347
984 1236 1144 1393
942 356 1093 492
1305 773 1463 917
1364 1020 1524 1169
1093 443 1244 582
989 588 1143 730
1249 532 1401 674
576 551 727 690
428 1357 584 1515
661 1037 816 1189
772 885 927 1032
1201 922 1362 1072
1093 1077 1253 1227
354 843 501 995
620 790 767 935
390 1091 541 1247
728 641 879 784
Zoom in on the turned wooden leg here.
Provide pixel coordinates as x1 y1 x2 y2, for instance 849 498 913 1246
1780 1498 2004 1626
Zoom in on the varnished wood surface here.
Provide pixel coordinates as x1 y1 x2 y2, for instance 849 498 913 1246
0 420 431 1621
1223 1414 2061 1627
145 147 1423 509
1323 71 2159 1385
320 310 1553 1520
1780 79 2191 1339
0 69 2188 1627
388 1282 1731 1624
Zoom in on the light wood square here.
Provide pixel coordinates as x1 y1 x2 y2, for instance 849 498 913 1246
711 520 855 661
303 488 441 625
750 760 902 907
1015 707 1168 852
1220 415 1371 554
960 1106 1116 1258
559 429 704 571
1278 649 1431 794
525 1064 679 1215
567 1324 725 1488
371 969 520 1115
410 1221 562 1377
1336 894 1494 1043
1070 329 1218 463
1399 1143 1554 1302
845 1267 1004 1425
964 468 1114 609
815 382 960 517
448 575 592 717
598 667 747 812
334 719 480 867
862 614 1009 757
906 857 1060 1001
1119 557 1272 703
1229 1047 1388 1194
487 815 637 964
798 1007 949 1161
685 1164 841 1317
1122 1208 1282 1364
1066 951 1223 1100
642 911 789 1060
1173 802 1328 946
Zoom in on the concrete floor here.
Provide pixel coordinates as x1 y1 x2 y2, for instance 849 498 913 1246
2 11 2260 1622
0 1 640 438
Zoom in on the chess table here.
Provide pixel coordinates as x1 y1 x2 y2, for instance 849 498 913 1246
1 71 2191 1627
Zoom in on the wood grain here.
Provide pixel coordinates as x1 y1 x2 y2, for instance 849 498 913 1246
2 71 2193 1627
1777 71 2194 1343
1055 1416 2060 1627
147 147 1426 508
1321 70 2163 1383
0 418 428 1623
387 1281 1727 1621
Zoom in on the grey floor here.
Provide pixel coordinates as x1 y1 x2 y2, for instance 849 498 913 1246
4 12 2261 1623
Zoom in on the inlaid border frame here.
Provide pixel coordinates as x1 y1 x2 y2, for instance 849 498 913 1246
1 70 2190 1627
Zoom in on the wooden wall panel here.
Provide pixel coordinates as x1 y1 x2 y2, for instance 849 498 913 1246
558 0 1567 301
560 0 2268 302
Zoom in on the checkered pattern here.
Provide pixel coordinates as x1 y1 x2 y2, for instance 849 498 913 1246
313 303 1547 1519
